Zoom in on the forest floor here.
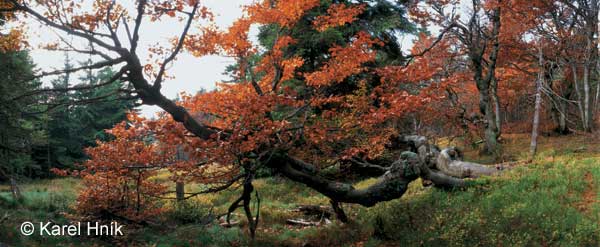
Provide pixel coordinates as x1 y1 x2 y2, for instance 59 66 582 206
1 133 600 246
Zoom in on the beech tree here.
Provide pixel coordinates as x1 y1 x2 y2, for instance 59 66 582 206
1 0 504 237
408 0 505 154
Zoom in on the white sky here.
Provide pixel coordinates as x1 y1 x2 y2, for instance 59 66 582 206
25 0 419 118
26 0 254 118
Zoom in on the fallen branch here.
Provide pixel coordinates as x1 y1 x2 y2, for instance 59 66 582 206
286 219 319 226
219 213 240 228
291 205 333 218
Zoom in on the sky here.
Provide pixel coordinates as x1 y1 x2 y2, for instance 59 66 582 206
25 0 419 118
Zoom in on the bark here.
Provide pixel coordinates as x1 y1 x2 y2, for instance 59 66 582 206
330 200 348 223
583 62 591 132
292 205 333 218
176 182 185 202
491 77 502 138
401 135 499 178
596 52 600 116
558 109 567 133
481 89 500 154
595 76 600 113
573 65 587 129
226 174 259 238
549 81 569 134
272 152 463 207
530 45 544 159
10 177 21 201
269 135 500 208
436 148 498 178
465 3 502 154
582 0 598 132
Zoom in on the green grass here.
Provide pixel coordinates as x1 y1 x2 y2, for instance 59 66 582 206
0 178 98 246
364 154 600 246
2 134 600 246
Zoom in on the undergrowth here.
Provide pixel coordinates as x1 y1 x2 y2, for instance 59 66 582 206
1 134 600 246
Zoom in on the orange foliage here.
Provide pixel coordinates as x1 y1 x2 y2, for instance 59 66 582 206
246 0 320 28
313 3 365 32
63 114 169 222
305 32 382 87
0 28 25 52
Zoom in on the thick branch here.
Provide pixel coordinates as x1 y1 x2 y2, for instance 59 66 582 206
269 134 500 208
273 154 421 207
436 148 498 178
130 0 147 53
11 1 124 53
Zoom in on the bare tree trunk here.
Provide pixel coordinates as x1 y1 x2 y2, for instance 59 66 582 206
491 77 502 138
530 45 544 159
572 64 586 129
559 105 567 133
583 62 591 132
10 177 22 201
595 55 600 113
176 182 185 202
471 3 502 155
594 77 600 112
582 0 598 132
482 93 500 154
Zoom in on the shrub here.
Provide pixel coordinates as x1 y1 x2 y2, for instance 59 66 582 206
166 200 213 224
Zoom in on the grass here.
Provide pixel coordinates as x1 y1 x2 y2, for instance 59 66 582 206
1 134 600 246
365 156 600 246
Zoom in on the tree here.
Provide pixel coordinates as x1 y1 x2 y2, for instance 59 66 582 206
54 114 168 222
0 0 40 181
24 52 137 175
0 50 44 181
408 0 505 154
530 43 544 159
3 0 501 237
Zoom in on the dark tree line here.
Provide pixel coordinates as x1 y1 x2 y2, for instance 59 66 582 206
0 50 135 181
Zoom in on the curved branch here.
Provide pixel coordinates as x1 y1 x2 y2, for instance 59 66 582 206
105 0 122 48
436 148 499 178
348 157 389 173
130 0 147 54
11 0 124 53
273 154 419 207
153 2 199 91
269 134 500 208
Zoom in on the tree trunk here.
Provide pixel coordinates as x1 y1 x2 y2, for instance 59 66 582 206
572 64 587 130
530 45 544 160
582 0 598 132
491 77 502 138
558 105 567 134
468 4 502 155
595 53 600 114
594 76 600 112
436 148 498 177
176 182 185 202
478 87 500 154
583 62 591 132
10 177 22 201
270 135 501 208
